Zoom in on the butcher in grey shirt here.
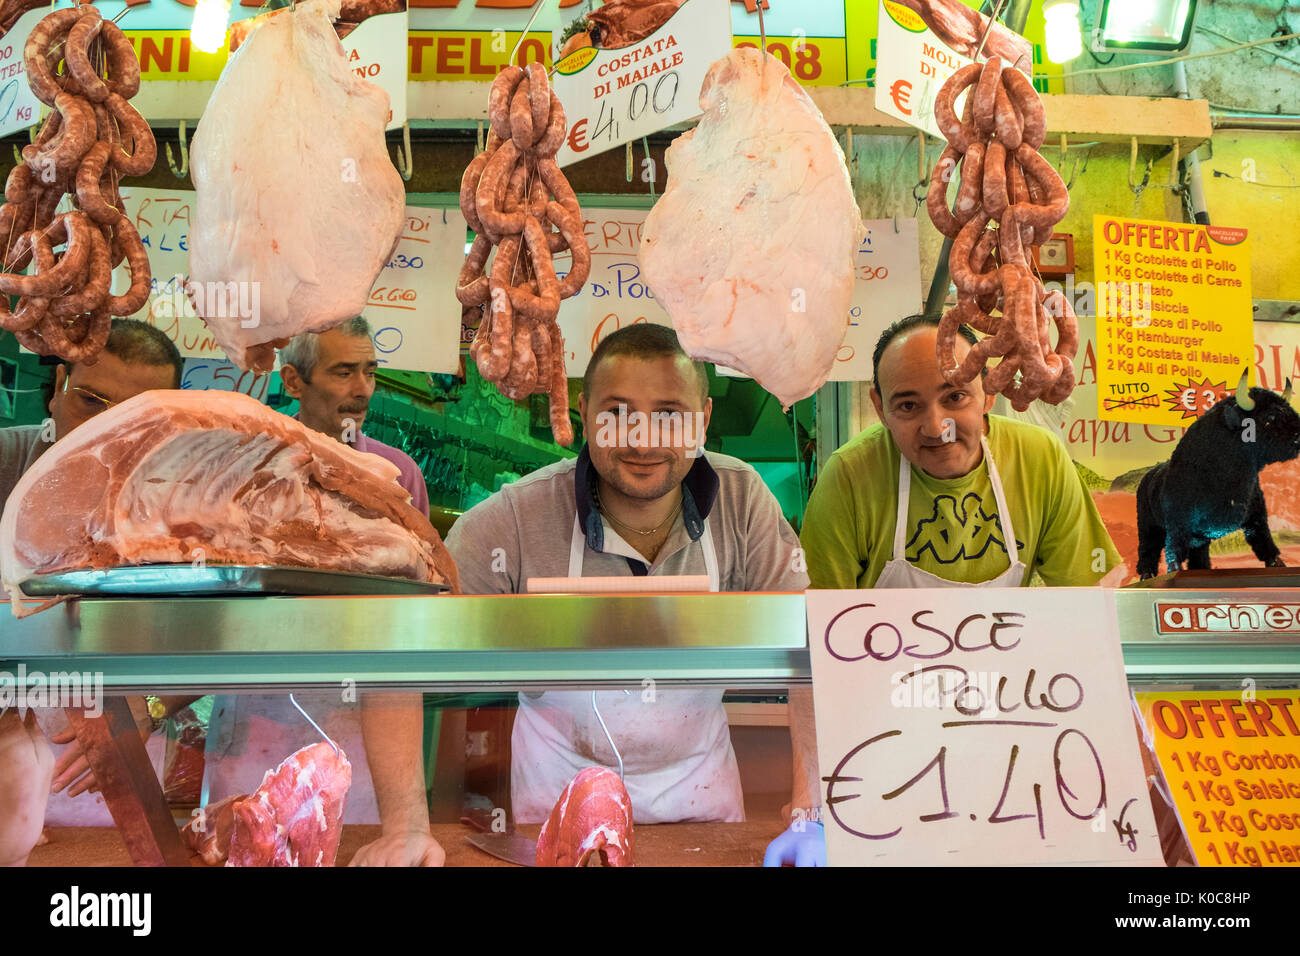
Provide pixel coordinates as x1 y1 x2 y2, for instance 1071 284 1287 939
356 325 806 861
448 324 807 824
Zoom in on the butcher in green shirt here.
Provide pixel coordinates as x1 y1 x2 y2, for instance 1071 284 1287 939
802 315 1121 590
765 313 1124 867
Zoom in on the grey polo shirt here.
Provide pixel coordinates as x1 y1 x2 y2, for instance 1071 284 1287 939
445 445 809 593
0 425 49 517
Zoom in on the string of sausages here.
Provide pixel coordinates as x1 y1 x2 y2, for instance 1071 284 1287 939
457 63 591 447
925 58 1077 410
0 2 153 363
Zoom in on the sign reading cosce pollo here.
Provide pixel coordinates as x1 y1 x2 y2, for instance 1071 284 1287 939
551 0 732 167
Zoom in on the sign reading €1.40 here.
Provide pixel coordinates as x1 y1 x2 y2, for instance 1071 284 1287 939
1093 215 1254 429
1134 691 1300 867
806 588 1162 866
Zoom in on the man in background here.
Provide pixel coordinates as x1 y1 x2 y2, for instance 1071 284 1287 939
279 316 428 515
0 318 182 511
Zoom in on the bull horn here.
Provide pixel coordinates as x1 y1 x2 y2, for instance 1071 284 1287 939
1284 378 1293 404
1236 369 1255 411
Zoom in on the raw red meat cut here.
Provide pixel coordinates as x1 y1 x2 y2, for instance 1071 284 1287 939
188 0 405 371
227 742 351 867
0 390 460 612
639 47 863 409
181 793 246 866
585 0 682 49
535 767 634 867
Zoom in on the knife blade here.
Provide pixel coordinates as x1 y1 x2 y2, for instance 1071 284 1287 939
465 832 538 867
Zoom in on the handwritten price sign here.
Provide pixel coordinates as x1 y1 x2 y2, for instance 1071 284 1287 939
362 207 466 373
342 10 407 131
0 8 43 139
115 187 226 359
831 217 922 381
552 0 731 167
553 208 670 377
806 588 1163 865
180 357 272 403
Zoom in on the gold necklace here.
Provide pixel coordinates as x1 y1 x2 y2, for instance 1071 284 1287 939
593 483 682 537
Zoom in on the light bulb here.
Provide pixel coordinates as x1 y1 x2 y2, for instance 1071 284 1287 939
191 0 232 54
1043 1 1083 63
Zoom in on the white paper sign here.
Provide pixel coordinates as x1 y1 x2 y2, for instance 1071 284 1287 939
831 218 922 382
0 8 43 138
559 211 920 384
116 186 226 360
873 0 1034 141
551 0 732 168
874 0 971 141
805 588 1163 866
363 207 466 374
554 207 670 377
342 11 407 131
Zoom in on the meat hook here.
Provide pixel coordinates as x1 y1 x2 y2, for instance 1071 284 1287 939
395 121 413 182
973 0 1009 61
507 0 553 66
643 136 654 199
165 120 189 179
591 691 624 781
289 693 340 760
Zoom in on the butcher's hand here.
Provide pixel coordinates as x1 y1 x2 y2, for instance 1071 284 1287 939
349 830 446 867
48 696 153 798
763 821 827 868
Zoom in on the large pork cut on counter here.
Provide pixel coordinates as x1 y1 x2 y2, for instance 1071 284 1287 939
639 47 863 408
187 0 404 372
0 390 459 610
535 767 634 867
227 742 351 867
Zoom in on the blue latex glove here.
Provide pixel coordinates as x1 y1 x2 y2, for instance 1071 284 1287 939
763 820 826 867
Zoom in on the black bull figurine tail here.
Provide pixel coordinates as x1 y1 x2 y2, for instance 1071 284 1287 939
1136 371 1300 578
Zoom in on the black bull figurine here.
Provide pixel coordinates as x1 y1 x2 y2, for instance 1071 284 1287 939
1137 371 1300 579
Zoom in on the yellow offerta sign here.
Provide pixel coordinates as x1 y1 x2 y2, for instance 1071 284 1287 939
1135 691 1300 866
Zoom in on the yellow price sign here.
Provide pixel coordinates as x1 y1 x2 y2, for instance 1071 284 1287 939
1093 215 1254 427
1135 691 1300 866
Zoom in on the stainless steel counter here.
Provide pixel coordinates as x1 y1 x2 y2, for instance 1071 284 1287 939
2 588 1297 691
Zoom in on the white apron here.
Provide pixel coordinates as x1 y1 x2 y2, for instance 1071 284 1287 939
875 435 1027 589
510 512 745 824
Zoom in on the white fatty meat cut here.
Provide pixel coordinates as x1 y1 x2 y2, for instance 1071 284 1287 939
639 48 863 408
0 390 460 612
188 0 404 372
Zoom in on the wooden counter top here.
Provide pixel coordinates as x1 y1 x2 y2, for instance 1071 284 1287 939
29 821 787 867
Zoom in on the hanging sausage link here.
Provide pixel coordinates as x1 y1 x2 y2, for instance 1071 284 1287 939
925 59 1075 409
457 63 591 447
0 3 154 363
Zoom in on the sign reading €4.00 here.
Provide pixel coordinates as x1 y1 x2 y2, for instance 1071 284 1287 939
1135 691 1300 867
1093 215 1254 428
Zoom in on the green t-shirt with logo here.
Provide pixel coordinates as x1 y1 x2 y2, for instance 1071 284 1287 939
801 415 1121 589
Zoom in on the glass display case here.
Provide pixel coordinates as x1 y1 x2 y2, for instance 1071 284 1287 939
2 585 1297 867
